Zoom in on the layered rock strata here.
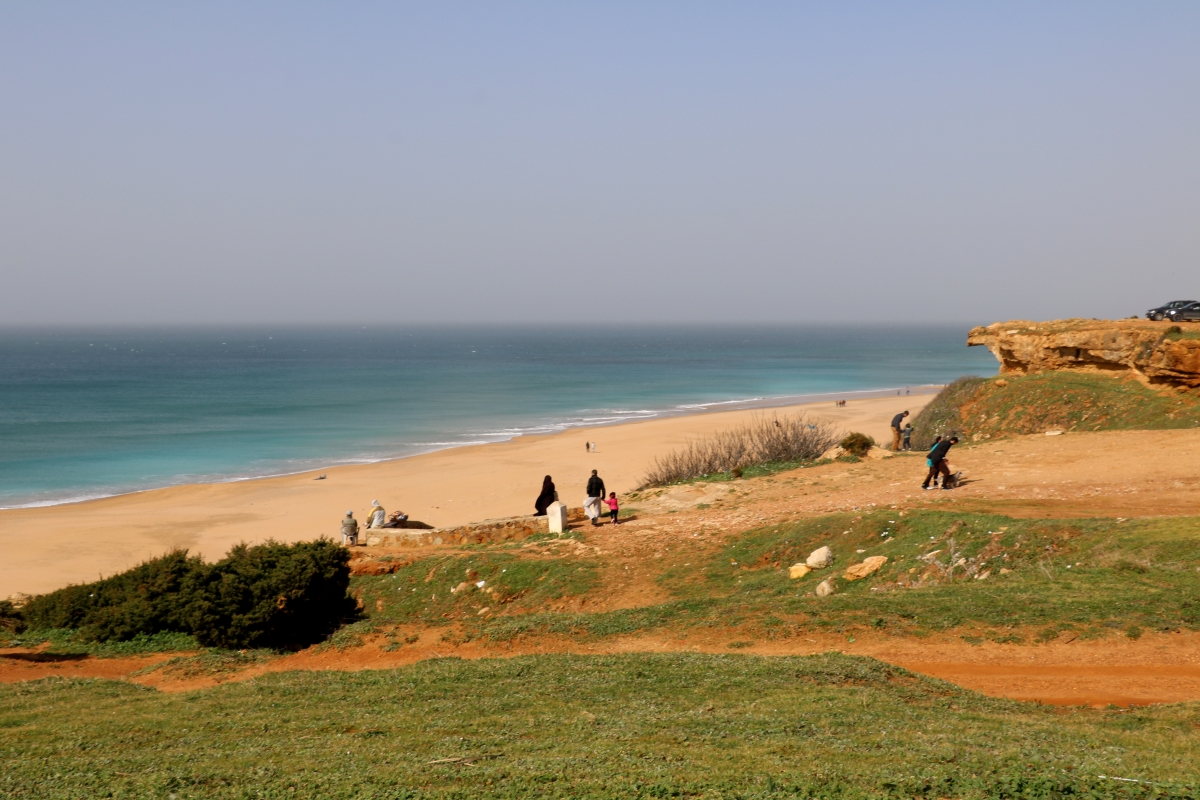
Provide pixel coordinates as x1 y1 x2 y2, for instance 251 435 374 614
968 319 1200 387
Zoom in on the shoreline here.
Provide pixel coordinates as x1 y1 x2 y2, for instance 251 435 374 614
0 384 943 511
0 391 936 597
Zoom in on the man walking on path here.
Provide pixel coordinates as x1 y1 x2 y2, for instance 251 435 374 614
584 469 606 526
922 436 958 490
890 410 910 451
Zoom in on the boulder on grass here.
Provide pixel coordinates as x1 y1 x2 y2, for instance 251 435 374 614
843 556 888 581
815 578 836 597
788 564 812 580
806 546 834 569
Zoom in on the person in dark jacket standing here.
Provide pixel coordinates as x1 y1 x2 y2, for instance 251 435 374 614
534 475 556 515
922 436 958 490
890 410 910 450
584 469 606 526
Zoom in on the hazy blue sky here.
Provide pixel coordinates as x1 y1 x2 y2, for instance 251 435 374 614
2 3 1197 325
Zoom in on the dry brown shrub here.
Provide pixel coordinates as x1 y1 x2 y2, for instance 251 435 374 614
639 412 838 488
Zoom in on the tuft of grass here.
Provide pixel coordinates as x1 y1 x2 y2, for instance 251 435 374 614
0 653 1197 798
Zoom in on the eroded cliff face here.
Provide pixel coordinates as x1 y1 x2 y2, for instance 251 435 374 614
967 319 1200 387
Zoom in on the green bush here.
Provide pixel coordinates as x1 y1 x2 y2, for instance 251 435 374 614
838 431 875 457
181 540 357 649
22 550 201 641
21 540 357 649
0 600 25 634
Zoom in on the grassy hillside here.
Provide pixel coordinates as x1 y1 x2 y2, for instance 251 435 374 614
453 510 1200 647
911 371 1200 447
2 653 1198 798
8 509 1200 654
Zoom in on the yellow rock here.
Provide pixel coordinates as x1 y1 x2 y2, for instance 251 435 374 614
788 564 812 579
843 555 888 581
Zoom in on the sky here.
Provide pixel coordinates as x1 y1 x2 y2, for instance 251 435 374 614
1 2 1198 325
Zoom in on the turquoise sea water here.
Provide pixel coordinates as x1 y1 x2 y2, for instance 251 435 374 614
0 326 997 508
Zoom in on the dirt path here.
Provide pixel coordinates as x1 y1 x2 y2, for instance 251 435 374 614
5 631 1199 707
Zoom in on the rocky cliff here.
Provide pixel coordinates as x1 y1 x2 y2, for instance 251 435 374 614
967 319 1200 388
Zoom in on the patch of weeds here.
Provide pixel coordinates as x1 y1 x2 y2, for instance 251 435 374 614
351 551 601 625
1124 625 1143 640
960 635 985 646
726 641 754 649
315 618 380 652
133 648 275 680
4 629 199 657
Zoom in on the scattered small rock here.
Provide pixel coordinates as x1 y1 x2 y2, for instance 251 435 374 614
815 578 836 597
1045 430 1064 436
994 378 1008 387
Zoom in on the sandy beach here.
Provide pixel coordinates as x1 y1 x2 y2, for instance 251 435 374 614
0 393 930 598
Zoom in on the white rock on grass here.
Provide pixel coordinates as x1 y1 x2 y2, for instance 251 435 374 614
815 578 836 597
806 546 834 569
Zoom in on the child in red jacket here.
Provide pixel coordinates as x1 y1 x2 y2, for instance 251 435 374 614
605 492 620 525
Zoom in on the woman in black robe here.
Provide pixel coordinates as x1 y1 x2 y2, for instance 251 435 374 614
534 475 556 516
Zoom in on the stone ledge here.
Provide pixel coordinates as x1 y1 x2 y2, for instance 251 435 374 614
363 508 588 548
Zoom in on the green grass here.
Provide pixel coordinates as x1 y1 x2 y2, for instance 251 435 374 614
658 510 1200 640
353 551 601 626
417 510 1200 647
1 653 1196 798
0 629 199 657
912 372 1200 448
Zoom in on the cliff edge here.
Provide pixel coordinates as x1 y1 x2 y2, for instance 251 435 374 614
968 318 1200 388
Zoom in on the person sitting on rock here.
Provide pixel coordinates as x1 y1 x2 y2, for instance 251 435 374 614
365 500 386 528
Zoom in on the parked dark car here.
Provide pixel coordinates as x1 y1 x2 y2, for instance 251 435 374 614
1147 301 1198 321
1164 302 1200 322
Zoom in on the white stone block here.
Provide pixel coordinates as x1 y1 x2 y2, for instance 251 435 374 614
547 501 569 533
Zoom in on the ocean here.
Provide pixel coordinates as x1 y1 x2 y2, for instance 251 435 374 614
0 325 997 509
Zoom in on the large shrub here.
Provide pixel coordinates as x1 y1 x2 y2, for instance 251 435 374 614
22 550 201 641
181 540 357 649
22 540 356 649
0 600 25 634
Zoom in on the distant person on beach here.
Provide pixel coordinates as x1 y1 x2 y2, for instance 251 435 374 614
923 436 958 490
890 410 910 451
365 500 386 528
902 423 913 451
585 441 590 452
340 511 359 546
605 492 620 525
534 475 556 516
584 469 606 526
